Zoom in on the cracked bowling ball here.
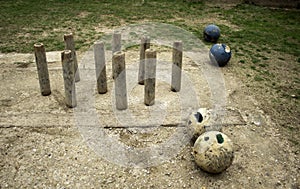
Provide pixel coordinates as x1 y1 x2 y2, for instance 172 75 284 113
209 43 231 67
204 24 220 42
187 108 222 142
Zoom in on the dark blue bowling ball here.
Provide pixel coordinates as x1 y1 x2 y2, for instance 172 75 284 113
209 43 231 67
203 24 220 42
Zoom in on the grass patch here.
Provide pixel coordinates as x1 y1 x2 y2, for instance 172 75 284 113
0 0 205 53
222 4 300 57
0 1 299 56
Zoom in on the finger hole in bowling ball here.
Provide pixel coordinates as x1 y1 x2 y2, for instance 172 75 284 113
216 134 224 144
194 112 203 123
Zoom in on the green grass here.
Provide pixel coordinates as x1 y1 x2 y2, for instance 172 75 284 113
0 0 205 52
0 1 299 55
222 4 300 57
0 0 300 56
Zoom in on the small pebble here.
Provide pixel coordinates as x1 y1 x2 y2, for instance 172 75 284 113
276 181 281 186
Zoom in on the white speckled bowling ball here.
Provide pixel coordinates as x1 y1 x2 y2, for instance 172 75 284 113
187 108 222 141
193 131 234 174
187 108 210 140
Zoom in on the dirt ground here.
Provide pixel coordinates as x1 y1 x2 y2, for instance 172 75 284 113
0 29 299 188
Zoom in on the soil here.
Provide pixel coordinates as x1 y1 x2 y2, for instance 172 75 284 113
0 33 299 188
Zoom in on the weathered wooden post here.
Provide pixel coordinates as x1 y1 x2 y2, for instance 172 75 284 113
61 50 77 108
94 41 107 94
112 32 121 79
138 36 150 85
34 43 51 96
64 33 80 82
171 41 183 92
144 49 156 106
113 51 127 110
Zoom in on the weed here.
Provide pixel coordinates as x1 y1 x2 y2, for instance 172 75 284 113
252 58 260 64
262 57 269 60
254 75 264 81
259 63 267 67
235 52 244 57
